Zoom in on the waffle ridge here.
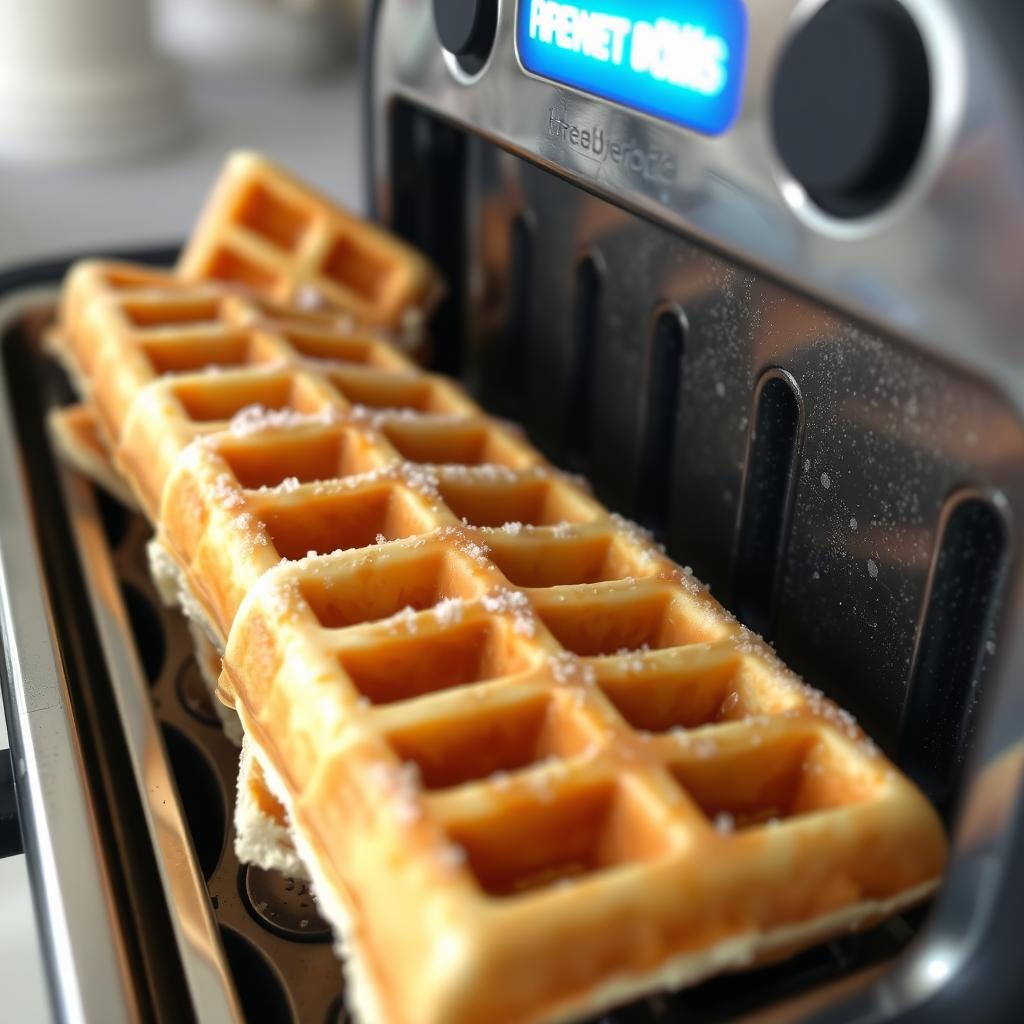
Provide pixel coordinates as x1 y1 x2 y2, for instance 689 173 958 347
47 152 947 1024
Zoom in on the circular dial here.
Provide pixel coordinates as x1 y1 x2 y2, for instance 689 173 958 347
433 0 499 75
772 0 931 218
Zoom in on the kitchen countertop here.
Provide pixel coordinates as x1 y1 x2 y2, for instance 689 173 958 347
0 67 362 1022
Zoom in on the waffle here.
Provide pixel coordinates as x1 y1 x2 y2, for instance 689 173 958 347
55 274 465 520
156 413 545 645
57 266 368 395
57 259 183 349
123 360 483 520
221 520 945 1024
47 153 947 1024
236 733 306 878
57 257 351 364
47 403 139 509
178 151 444 331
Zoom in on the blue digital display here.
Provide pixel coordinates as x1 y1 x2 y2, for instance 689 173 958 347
516 0 748 136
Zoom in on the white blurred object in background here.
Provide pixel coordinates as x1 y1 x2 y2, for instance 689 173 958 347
155 0 363 82
0 0 187 164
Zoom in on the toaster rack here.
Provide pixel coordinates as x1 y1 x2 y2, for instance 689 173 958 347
70 468 348 1024
0 271 346 1024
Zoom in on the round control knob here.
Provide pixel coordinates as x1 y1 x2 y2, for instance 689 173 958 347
772 0 930 218
433 0 498 75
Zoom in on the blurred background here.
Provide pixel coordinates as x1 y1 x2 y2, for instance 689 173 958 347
0 0 368 267
0 1 366 1017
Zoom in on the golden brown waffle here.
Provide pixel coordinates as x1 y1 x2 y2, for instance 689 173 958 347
157 414 547 643
52 268 462 521
58 257 351 358
221 518 945 1024
57 264 364 390
48 261 196 396
117 360 481 522
178 152 444 330
58 259 183 347
91 294 412 438
47 403 139 509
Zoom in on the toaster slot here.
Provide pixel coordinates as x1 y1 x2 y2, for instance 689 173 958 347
732 370 804 640
900 491 1010 812
390 100 467 376
480 210 534 418
505 212 534 413
564 252 603 474
636 304 687 539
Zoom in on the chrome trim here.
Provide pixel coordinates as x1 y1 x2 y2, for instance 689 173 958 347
0 287 135 1024
57 473 242 1024
0 287 242 1024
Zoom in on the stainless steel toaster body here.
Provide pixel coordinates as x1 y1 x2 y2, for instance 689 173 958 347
365 0 1024 1020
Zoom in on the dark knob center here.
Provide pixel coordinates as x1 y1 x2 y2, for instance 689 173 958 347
772 0 931 217
434 0 499 63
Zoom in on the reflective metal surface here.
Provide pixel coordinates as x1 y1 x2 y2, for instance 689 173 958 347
0 287 137 1024
59 465 242 1024
0 284 349 1024
70 484 346 1024
371 0 1024 410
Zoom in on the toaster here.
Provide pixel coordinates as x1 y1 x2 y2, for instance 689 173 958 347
1 0 1021 1020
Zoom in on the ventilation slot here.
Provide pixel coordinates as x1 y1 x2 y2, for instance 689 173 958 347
900 492 1010 813
732 371 803 639
636 305 686 537
390 101 466 376
564 254 602 473
503 213 533 413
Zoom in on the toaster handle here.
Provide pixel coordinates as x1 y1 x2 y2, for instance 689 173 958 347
0 748 22 858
